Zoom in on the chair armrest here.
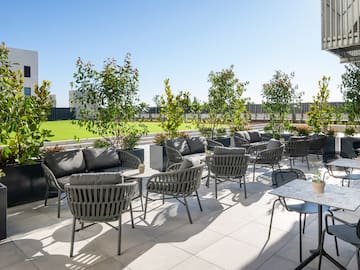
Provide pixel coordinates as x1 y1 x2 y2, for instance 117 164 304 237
165 145 183 163
206 139 223 148
41 163 63 191
325 213 358 236
167 162 182 171
234 136 250 148
117 150 141 169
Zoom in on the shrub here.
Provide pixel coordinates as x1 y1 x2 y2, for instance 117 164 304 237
344 125 356 136
153 133 168 146
292 124 311 136
93 139 111 148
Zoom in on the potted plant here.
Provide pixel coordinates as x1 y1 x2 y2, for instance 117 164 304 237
138 163 145 174
121 124 148 162
311 171 325 194
0 42 53 206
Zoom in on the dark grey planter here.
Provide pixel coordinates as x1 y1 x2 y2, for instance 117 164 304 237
340 136 360 158
0 183 6 240
0 162 47 207
150 144 167 172
126 148 144 163
323 135 336 162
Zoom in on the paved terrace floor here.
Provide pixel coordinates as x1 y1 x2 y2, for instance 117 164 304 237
1 147 360 270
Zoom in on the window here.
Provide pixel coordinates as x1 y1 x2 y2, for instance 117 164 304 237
24 87 31 96
24 66 31 77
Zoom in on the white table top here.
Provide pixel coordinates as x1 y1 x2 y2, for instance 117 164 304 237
326 158 360 170
121 168 160 178
269 179 360 211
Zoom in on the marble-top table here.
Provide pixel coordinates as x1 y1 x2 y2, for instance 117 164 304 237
326 158 360 170
270 179 360 269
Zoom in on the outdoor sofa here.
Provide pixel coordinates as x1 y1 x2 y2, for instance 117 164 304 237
41 147 141 218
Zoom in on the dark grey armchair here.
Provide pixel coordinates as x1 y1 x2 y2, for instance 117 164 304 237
208 147 249 199
285 138 310 170
144 162 205 224
65 173 137 257
252 139 284 182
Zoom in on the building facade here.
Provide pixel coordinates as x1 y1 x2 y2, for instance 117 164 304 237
322 0 360 64
8 47 38 96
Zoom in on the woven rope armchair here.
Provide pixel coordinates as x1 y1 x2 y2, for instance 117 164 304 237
252 145 284 182
209 154 250 199
285 139 310 170
65 177 137 257
144 164 205 224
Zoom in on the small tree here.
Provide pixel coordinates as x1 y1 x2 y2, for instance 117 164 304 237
262 70 299 135
307 76 333 134
71 53 147 148
0 42 52 165
341 64 360 126
202 65 249 138
159 79 190 138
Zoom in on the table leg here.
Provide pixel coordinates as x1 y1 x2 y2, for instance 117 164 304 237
295 205 346 270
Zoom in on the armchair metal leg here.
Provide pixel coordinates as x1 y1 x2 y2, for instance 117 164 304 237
242 177 247 199
129 202 135 229
306 156 310 170
57 190 61 219
215 178 218 199
118 214 122 256
70 217 76 257
183 196 193 224
44 182 49 206
143 191 149 220
253 164 256 182
195 191 202 211
299 213 303 262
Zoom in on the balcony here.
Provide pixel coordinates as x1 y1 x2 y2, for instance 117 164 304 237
322 0 360 64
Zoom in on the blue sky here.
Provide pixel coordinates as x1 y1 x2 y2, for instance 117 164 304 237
1 0 345 107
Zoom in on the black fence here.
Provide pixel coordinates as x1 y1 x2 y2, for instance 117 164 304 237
47 108 75 121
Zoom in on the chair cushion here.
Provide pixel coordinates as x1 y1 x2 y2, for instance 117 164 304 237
187 136 206 154
83 148 121 171
267 139 281 150
179 157 201 170
328 224 360 246
45 149 86 178
69 172 123 185
248 130 261 143
56 175 71 188
234 131 250 142
213 146 246 155
167 138 191 156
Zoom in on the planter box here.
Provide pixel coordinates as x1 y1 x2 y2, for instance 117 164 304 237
150 145 167 172
340 136 360 158
126 148 144 163
214 136 231 147
322 136 336 162
0 163 47 207
0 183 6 240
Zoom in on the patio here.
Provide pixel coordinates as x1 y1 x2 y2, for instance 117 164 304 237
1 146 359 270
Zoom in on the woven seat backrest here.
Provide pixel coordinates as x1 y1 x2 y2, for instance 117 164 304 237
272 169 306 187
287 139 310 156
65 181 137 222
211 154 250 177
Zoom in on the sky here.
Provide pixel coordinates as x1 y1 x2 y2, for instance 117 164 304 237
1 0 346 107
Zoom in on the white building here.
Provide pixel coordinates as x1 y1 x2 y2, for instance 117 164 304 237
322 0 360 64
8 47 38 96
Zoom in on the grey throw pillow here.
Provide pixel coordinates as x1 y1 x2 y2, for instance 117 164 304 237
167 138 191 155
187 136 206 154
179 157 201 170
45 149 86 178
213 146 246 155
69 172 123 185
267 139 281 150
83 148 121 171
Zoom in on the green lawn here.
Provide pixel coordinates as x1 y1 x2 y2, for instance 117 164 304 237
41 120 197 141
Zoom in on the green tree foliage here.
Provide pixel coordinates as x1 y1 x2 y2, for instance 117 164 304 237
159 79 190 138
307 76 333 134
262 70 300 135
201 65 250 138
307 76 333 133
0 42 52 165
71 54 148 148
341 64 360 125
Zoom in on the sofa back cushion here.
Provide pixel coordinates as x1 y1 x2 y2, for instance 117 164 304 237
267 139 282 150
234 131 250 142
167 138 191 156
45 149 86 178
248 130 262 143
213 146 246 155
69 172 122 185
83 148 121 171
187 136 206 154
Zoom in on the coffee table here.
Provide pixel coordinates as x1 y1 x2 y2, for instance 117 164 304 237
121 167 160 211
